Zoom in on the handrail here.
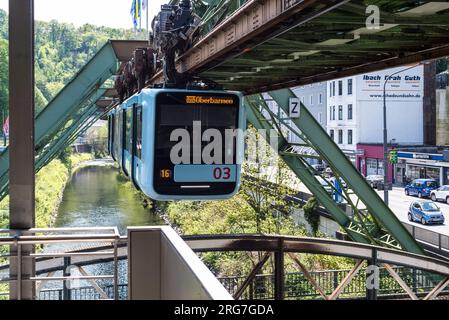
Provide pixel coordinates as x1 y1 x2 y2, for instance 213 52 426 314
0 227 121 300
183 234 449 276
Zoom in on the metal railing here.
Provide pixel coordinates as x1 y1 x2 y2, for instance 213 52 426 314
219 267 447 300
0 227 121 300
402 223 449 258
35 266 448 301
185 234 449 300
38 284 128 300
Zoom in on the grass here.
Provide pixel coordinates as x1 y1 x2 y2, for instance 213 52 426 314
0 152 94 229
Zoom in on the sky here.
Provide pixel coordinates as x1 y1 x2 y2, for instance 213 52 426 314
0 0 167 29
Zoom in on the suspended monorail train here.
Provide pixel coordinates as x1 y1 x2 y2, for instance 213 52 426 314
107 88 245 201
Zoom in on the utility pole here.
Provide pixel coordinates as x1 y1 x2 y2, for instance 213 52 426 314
9 0 36 300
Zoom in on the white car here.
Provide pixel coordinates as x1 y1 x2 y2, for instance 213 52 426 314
430 185 449 204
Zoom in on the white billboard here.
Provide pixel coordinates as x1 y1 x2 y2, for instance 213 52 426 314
357 64 424 102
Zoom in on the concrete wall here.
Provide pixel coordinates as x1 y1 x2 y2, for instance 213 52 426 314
128 226 233 300
436 88 449 145
291 207 340 237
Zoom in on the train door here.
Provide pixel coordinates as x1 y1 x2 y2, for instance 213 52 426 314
108 114 116 160
131 104 142 189
115 110 121 166
122 106 133 176
107 115 111 154
121 109 127 175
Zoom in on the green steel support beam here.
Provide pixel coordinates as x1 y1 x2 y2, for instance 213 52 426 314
35 106 100 171
258 88 423 254
0 41 119 201
245 97 371 244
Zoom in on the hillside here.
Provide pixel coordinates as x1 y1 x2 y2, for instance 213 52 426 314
0 8 142 117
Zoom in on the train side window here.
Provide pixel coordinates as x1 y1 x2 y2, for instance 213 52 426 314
136 106 142 159
126 107 133 154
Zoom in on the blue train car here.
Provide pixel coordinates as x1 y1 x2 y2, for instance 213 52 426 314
108 88 245 201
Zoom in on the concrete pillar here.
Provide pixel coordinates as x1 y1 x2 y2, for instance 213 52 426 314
8 0 36 300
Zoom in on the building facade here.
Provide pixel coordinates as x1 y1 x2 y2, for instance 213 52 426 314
291 82 327 131
395 149 449 186
327 65 426 176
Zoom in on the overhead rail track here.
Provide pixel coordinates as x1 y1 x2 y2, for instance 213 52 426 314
149 0 449 93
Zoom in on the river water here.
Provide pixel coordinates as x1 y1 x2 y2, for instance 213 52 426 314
40 160 164 299
55 160 164 233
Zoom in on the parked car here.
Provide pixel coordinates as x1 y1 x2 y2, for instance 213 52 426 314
404 179 439 198
430 185 449 204
408 200 445 225
365 175 384 189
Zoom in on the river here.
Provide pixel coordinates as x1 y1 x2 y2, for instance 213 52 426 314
55 159 164 233
40 159 164 299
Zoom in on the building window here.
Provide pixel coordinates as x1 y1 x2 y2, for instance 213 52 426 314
301 96 305 104
319 93 322 104
338 105 343 120
330 129 334 141
318 112 322 124
329 106 332 120
348 129 353 145
310 95 313 105
348 104 353 120
332 106 335 120
332 81 335 97
348 79 353 95
338 80 343 96
338 130 343 144
329 82 332 97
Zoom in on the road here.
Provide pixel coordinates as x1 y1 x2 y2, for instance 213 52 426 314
297 182 449 237
374 187 449 237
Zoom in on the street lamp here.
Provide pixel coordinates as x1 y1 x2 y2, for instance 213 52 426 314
382 63 421 205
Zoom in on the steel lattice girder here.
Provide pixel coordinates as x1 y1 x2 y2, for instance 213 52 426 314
0 42 119 201
244 88 424 255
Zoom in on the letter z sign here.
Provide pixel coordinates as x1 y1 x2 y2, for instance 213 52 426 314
289 98 300 118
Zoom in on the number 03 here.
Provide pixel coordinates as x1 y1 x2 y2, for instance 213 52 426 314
213 167 231 180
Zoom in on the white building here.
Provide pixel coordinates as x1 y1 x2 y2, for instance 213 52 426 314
326 65 425 164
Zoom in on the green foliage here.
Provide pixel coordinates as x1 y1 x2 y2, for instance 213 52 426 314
0 152 94 229
0 8 138 119
436 58 449 74
85 123 109 158
303 197 320 236
0 39 7 116
167 195 306 275
241 126 301 234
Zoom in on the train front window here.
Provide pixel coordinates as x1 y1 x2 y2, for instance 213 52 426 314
154 92 239 196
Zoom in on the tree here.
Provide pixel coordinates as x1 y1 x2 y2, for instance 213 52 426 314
240 126 301 234
0 39 7 120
